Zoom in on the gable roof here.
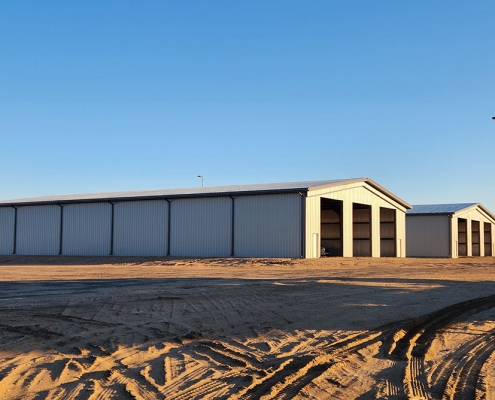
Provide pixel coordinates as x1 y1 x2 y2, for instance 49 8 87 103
0 177 411 208
408 203 495 222
407 203 477 215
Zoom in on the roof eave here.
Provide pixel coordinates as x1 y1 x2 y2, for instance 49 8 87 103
364 178 412 209
408 204 495 222
459 203 495 223
0 188 310 207
407 212 454 217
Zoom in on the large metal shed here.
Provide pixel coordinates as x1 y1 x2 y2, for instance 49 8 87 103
0 178 410 258
406 203 495 258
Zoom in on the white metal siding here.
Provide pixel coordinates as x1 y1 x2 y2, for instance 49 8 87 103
455 208 495 257
306 183 407 258
170 197 232 257
16 205 61 255
305 196 321 258
320 185 407 257
396 210 406 257
0 207 15 255
62 202 112 256
406 215 450 257
234 193 302 258
113 200 168 256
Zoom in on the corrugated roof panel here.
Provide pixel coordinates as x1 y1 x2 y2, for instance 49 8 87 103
407 203 477 215
0 177 411 209
0 178 361 205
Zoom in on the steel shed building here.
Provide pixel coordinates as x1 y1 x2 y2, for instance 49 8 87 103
406 203 495 258
0 178 410 258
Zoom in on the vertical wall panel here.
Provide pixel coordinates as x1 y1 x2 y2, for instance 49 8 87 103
0 207 15 255
62 202 112 256
305 196 320 258
235 193 301 258
406 215 450 257
113 200 168 256
396 210 406 258
16 205 61 255
450 216 458 258
170 197 232 257
342 200 353 257
467 219 472 257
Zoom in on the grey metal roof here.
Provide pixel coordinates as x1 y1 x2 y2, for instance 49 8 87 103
407 203 478 215
0 177 411 208
0 178 357 205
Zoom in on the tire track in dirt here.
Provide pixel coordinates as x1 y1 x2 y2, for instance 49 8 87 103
385 294 495 400
42 382 86 400
4 262 495 399
383 360 406 399
232 330 386 399
428 328 493 398
444 331 495 400
390 294 495 361
164 354 185 384
160 355 213 398
407 355 429 399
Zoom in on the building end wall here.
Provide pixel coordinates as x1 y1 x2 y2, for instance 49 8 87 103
406 215 450 257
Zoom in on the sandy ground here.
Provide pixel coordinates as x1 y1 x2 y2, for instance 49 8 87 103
0 256 495 399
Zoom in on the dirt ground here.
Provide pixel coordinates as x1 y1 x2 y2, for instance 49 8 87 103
1 256 495 399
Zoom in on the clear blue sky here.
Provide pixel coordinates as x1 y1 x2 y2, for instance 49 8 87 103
1 1 494 211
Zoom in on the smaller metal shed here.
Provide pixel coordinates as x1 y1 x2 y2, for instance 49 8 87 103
406 203 495 258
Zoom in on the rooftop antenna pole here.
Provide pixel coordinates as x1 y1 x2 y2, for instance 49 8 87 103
197 175 204 187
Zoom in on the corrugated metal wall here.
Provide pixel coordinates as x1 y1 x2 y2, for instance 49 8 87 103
234 193 302 258
170 197 232 257
16 205 61 255
406 215 450 257
113 200 169 256
1 184 412 259
62 202 112 256
0 207 16 255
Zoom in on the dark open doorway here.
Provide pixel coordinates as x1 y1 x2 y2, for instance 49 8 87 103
380 208 396 257
485 223 492 256
458 218 467 256
353 203 371 257
472 220 480 256
320 198 343 256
